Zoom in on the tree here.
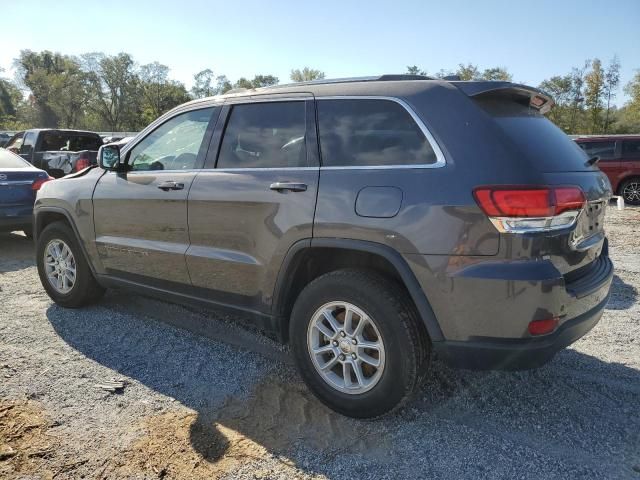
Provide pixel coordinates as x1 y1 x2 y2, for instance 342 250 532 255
603 56 621 133
191 69 215 98
215 75 232 94
81 52 139 130
14 50 88 127
568 61 589 133
233 75 279 90
539 74 573 131
455 63 480 80
405 65 428 76
584 58 605 133
139 61 190 123
291 67 325 82
481 67 512 81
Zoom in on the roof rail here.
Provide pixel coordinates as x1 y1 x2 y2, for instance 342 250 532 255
253 74 435 91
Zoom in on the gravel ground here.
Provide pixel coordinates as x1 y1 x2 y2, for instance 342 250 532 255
1 206 639 479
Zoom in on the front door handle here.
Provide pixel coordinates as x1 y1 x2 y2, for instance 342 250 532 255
157 181 184 191
269 182 307 192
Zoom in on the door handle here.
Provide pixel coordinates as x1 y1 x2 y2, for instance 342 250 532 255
157 181 184 191
269 182 307 192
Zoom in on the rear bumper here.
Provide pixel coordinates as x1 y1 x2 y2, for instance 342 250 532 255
432 292 609 370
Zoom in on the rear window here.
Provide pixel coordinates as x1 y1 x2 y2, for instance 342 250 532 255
476 98 593 172
577 141 617 160
0 150 29 168
40 133 103 152
317 99 438 167
622 140 640 158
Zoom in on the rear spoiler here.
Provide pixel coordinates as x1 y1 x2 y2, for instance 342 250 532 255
451 81 554 114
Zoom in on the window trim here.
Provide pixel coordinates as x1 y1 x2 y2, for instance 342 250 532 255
212 99 314 170
315 96 446 170
621 140 640 159
123 106 220 172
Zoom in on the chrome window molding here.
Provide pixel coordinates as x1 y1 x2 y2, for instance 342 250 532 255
316 95 446 169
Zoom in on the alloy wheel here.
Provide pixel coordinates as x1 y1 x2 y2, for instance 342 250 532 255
44 239 76 294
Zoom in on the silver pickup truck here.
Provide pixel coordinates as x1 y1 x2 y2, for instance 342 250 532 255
5 129 103 178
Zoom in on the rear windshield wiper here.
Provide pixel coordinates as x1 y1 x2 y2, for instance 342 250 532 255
585 155 600 166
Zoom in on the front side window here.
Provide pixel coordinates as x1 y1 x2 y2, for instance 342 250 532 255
217 102 307 169
578 141 617 160
317 99 437 167
621 140 640 159
128 108 214 171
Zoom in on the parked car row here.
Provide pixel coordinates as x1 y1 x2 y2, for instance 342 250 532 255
1 131 133 237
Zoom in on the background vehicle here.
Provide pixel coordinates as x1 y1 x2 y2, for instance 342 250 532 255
0 148 51 237
5 129 103 178
575 135 640 205
33 76 613 417
0 132 13 147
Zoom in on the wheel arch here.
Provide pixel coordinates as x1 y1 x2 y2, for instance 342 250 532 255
34 207 97 275
271 238 444 343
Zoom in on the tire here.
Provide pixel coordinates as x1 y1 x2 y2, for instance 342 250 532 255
290 269 430 418
36 221 105 308
619 178 640 206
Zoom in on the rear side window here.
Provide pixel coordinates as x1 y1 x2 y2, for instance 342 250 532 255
0 150 30 168
5 132 24 151
19 132 36 155
476 98 594 172
622 140 640 158
577 141 617 160
40 133 103 151
217 102 307 169
317 99 437 167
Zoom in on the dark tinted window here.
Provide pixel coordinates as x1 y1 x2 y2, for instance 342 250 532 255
476 98 594 172
129 108 214 171
217 102 307 168
19 132 36 155
622 140 640 158
40 133 102 151
317 99 437 167
577 141 617 160
0 149 30 168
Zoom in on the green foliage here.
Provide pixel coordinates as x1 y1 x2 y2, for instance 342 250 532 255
291 67 325 82
233 75 279 90
406 65 428 76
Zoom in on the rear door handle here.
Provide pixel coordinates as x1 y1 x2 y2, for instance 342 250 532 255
157 181 184 191
269 182 307 192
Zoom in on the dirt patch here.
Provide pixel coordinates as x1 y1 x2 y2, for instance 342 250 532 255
104 409 312 479
0 399 59 479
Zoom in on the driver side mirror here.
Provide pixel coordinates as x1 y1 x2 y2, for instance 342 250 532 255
99 144 122 171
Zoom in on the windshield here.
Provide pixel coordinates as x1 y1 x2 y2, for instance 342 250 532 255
0 149 30 168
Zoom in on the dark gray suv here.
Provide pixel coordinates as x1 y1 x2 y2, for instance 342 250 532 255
33 76 614 417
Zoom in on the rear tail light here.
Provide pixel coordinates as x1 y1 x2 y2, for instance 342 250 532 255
528 317 559 336
74 157 91 172
473 186 586 233
32 176 53 191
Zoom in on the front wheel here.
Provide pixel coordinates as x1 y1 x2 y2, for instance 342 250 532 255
620 178 640 206
36 221 105 308
290 269 430 418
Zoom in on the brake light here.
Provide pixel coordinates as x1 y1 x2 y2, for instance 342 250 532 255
528 317 559 336
74 158 91 172
474 186 586 233
32 176 53 191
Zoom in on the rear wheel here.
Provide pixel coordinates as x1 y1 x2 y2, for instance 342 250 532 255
620 178 640 206
290 269 430 418
36 221 105 307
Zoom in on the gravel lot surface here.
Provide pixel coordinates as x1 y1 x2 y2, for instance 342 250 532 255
1 206 639 479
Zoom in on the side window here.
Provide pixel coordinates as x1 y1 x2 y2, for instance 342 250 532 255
578 141 617 160
621 140 640 159
19 132 36 155
317 99 437 167
217 102 307 169
128 108 215 171
5 132 24 152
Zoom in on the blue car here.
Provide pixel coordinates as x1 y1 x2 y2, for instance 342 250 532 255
0 148 51 238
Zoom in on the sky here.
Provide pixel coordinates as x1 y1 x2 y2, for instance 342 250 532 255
1 0 639 102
